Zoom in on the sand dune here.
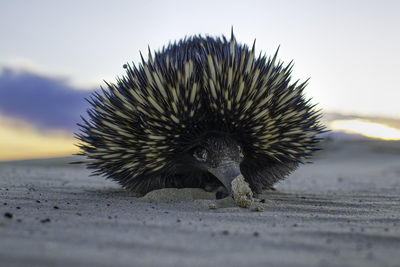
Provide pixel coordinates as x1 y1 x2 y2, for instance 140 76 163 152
0 139 399 267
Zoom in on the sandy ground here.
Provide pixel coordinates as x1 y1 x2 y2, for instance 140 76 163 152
0 139 400 267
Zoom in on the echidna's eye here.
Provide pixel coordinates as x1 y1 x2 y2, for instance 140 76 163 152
193 148 208 162
238 145 244 158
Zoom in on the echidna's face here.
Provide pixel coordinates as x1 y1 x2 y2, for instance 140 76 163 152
190 136 244 194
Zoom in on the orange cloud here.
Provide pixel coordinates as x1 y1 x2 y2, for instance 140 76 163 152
0 114 78 161
329 119 400 141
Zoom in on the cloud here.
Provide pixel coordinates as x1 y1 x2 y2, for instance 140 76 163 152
0 114 77 161
0 68 94 132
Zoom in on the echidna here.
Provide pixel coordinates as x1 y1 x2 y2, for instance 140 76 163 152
76 32 325 201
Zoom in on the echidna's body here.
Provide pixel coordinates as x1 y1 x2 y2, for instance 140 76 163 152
77 33 324 197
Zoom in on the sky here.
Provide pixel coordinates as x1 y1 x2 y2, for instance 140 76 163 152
0 0 399 160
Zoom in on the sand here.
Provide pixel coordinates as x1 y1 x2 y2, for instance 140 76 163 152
0 139 400 267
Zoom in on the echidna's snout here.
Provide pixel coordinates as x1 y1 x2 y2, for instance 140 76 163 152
207 159 241 195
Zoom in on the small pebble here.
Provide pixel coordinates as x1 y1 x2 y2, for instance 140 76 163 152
53 206 59 209
4 212 13 219
208 203 217 210
222 230 229 235
251 205 264 212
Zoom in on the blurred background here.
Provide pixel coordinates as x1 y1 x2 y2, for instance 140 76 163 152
0 0 399 161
